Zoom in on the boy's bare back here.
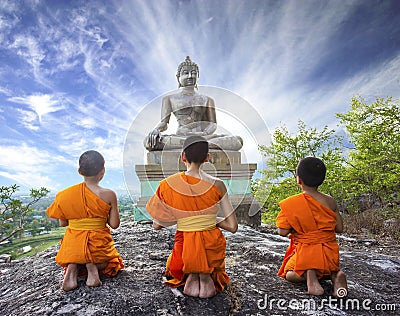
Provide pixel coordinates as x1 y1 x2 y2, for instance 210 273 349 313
84 182 119 229
306 190 337 212
87 184 116 206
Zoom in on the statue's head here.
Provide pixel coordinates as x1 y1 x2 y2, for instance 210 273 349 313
176 56 199 88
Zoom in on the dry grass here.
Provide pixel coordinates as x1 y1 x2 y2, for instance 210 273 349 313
225 282 242 315
343 208 400 240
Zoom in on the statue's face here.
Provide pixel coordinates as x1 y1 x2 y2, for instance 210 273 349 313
178 65 198 87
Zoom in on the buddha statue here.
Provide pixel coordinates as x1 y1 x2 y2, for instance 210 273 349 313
144 56 243 151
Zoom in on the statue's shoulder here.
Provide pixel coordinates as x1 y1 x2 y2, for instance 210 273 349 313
196 93 211 101
161 90 180 100
162 90 213 106
162 91 183 104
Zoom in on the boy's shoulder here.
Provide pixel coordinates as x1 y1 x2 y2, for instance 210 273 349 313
214 178 226 195
280 192 337 211
98 186 117 197
200 172 226 194
303 190 337 212
56 183 83 197
317 191 337 211
97 184 115 192
160 173 181 187
279 193 303 205
94 186 117 206
162 172 227 196
158 173 182 194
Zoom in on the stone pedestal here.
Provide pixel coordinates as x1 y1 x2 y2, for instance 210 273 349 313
134 149 261 227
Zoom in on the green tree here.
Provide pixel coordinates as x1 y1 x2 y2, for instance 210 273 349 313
0 185 50 243
43 218 53 232
27 219 41 236
253 120 344 221
337 96 400 212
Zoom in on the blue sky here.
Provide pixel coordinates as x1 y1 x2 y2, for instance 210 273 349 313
0 0 399 195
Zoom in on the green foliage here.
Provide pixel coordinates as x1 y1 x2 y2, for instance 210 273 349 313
258 120 343 179
27 219 41 236
254 96 400 227
0 184 50 243
254 120 344 221
258 177 300 223
337 96 400 211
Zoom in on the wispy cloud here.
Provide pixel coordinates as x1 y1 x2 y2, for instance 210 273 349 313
0 2 20 43
0 143 70 190
79 117 97 129
16 109 39 131
9 93 63 123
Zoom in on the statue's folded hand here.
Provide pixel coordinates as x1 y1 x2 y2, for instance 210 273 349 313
148 129 161 148
203 123 217 135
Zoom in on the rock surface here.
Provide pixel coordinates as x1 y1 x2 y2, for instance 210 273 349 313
1 221 399 315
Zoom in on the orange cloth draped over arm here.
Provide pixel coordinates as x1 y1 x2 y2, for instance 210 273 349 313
146 172 230 292
276 193 339 279
46 183 123 277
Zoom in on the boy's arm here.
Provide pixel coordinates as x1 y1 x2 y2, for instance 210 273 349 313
153 221 164 230
334 207 344 233
216 215 237 232
216 181 238 233
277 227 291 237
152 220 177 230
327 197 343 233
107 190 120 229
276 208 292 236
46 199 68 226
59 219 68 226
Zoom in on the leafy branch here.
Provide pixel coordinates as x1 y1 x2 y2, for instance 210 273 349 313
0 185 50 243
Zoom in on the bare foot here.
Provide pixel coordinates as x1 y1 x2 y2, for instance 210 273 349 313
286 271 306 283
306 270 324 296
332 270 348 297
86 263 102 287
199 274 216 298
62 264 78 291
183 273 200 297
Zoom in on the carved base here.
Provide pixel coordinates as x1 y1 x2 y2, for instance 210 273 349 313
147 149 242 165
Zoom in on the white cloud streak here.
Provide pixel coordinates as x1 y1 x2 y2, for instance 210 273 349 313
9 94 63 122
0 143 70 190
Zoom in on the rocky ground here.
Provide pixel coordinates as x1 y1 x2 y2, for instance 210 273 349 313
1 220 399 315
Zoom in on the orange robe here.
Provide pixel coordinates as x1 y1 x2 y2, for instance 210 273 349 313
46 183 123 277
146 172 229 292
276 193 339 279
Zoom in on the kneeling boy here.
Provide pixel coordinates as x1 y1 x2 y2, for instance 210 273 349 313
146 136 238 298
47 150 123 291
276 157 347 296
